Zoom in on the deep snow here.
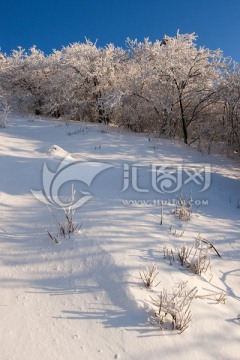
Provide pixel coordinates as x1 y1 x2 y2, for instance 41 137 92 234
0 116 239 360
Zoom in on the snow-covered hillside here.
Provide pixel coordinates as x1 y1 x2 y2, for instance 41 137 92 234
0 116 239 360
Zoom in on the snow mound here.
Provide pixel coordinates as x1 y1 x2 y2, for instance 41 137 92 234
48 144 71 158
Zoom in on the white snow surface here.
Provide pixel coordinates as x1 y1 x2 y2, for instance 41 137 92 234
0 116 239 360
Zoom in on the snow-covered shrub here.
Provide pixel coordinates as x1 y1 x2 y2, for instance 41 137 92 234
149 282 198 334
139 263 160 288
176 244 193 267
163 246 175 265
173 191 192 221
47 187 81 243
164 235 219 277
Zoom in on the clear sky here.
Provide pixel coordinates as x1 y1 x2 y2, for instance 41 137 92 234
0 0 239 62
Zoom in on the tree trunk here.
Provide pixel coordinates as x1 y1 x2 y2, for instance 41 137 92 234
179 96 188 144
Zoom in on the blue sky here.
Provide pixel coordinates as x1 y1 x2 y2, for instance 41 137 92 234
0 0 239 61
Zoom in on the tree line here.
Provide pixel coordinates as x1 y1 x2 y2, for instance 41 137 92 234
0 33 239 153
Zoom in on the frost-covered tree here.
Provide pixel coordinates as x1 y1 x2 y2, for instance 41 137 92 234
44 40 121 121
108 33 225 143
0 33 239 154
218 62 240 152
0 46 48 114
159 33 224 144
